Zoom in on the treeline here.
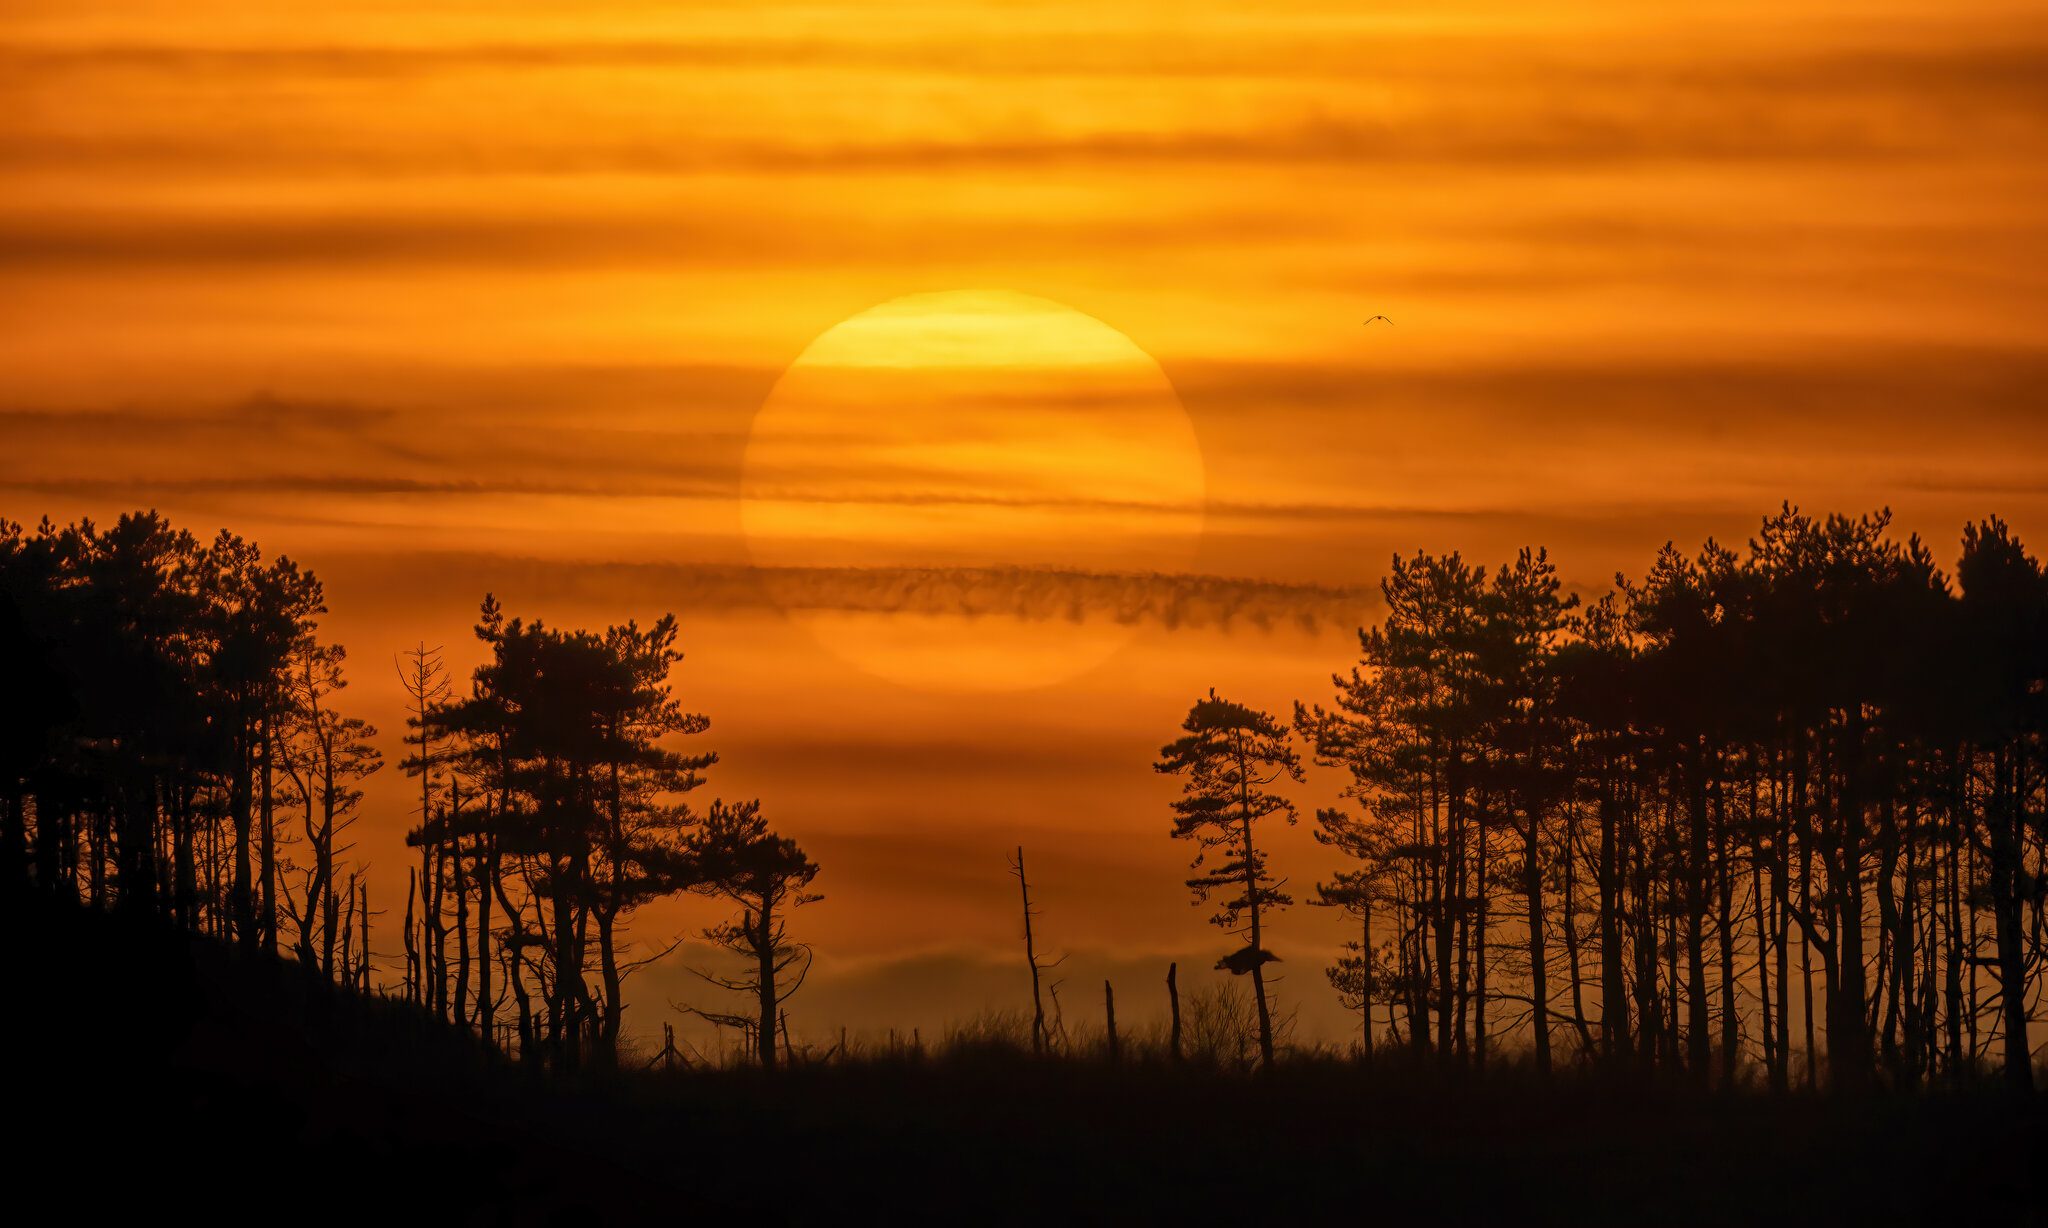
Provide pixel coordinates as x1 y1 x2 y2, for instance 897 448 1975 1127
10 505 2044 1093
0 513 820 1073
1174 506 2046 1091
398 606 819 1072
0 513 381 981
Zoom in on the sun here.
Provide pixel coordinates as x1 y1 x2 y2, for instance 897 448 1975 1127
741 289 1206 691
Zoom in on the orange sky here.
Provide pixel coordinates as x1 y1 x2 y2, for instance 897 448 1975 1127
4 0 2046 1048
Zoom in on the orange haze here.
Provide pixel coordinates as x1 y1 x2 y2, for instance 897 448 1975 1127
5 0 2047 1045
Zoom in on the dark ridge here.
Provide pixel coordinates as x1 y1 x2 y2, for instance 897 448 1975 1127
13 895 2044 1225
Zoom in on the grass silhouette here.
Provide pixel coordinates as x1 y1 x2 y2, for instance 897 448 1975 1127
13 894 2043 1224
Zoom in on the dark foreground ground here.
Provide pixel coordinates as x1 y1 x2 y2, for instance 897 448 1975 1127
13 901 2045 1226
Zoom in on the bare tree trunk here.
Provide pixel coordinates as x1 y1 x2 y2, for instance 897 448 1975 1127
341 869 357 983
493 868 536 1063
1454 807 1472 1066
1561 798 1594 1057
1167 962 1182 1064
1599 781 1629 1068
1433 775 1454 1062
1988 750 2034 1090
1830 728 1873 1095
548 855 580 1070
1474 809 1489 1070
1634 828 1662 1078
231 729 254 949
1751 778 1776 1087
1524 805 1548 1076
1776 749 1795 1091
1239 799 1275 1071
597 906 623 1067
431 842 449 1022
174 785 198 930
403 869 418 1005
1360 906 1377 1066
358 878 371 992
1944 771 1965 1082
454 840 472 1028
1665 882 1681 1071
1896 801 1921 1089
1102 980 1118 1063
259 707 276 956
1686 746 1711 1085
1798 751 1818 1090
1715 778 1738 1088
476 833 495 1039
1012 846 1047 1056
755 903 778 1071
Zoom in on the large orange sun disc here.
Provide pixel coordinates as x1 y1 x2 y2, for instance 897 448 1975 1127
740 290 1206 691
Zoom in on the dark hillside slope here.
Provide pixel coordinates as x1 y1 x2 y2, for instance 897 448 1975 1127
10 898 2044 1225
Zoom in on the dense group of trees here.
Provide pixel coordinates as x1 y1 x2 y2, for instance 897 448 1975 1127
1181 506 2045 1090
398 602 822 1072
1 512 821 1072
10 504 2044 1093
0 513 382 982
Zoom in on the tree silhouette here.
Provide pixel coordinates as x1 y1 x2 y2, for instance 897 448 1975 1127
397 640 453 1017
1009 845 1055 1056
1953 517 2045 1091
0 511 373 973
4 501 2044 1098
685 799 821 1071
1289 504 2047 1091
275 643 382 979
1157 689 1303 1070
409 599 716 1069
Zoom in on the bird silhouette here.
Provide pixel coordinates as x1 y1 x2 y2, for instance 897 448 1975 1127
1363 315 1393 326
1214 946 1281 976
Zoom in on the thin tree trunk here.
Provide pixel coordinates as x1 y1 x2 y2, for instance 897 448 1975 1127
1237 741 1276 1071
1014 846 1047 1056
1167 962 1182 1064
1686 745 1711 1085
403 869 418 1004
259 706 276 956
231 726 254 949
1989 750 2034 1090
476 833 495 1038
1715 777 1738 1088
431 842 449 1022
1103 980 1119 1063
454 834 472 1029
1599 779 1628 1068
358 878 371 992
1475 807 1490 1070
756 901 778 1071
1361 906 1376 1066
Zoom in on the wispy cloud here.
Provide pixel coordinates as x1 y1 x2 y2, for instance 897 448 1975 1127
313 554 1382 632
5 35 2043 180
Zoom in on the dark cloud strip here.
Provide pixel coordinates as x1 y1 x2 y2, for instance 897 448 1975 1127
7 344 2047 517
3 35 2044 89
312 555 1383 633
7 341 2046 430
5 37 2046 180
2 114 2027 179
0 206 1334 271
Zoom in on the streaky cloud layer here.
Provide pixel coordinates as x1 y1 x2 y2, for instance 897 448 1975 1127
4 0 2045 1039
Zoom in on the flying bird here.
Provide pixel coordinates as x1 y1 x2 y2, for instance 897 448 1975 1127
1362 315 1393 326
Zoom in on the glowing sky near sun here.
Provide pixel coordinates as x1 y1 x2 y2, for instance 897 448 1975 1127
742 290 1204 689
3 0 2046 1041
